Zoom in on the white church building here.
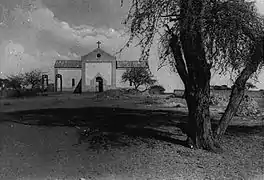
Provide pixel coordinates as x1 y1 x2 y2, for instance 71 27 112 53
54 42 148 93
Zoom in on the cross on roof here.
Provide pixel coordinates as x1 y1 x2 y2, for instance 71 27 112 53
96 41 101 48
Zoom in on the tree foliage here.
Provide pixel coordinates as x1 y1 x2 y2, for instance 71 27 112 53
122 67 156 90
6 74 25 91
4 69 45 97
24 69 42 90
121 0 264 76
149 85 165 92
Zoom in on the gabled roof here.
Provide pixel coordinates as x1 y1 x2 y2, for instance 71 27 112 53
81 48 116 61
116 61 148 68
54 60 82 68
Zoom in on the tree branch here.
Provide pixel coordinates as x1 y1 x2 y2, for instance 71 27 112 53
163 24 189 86
169 34 189 86
161 14 181 22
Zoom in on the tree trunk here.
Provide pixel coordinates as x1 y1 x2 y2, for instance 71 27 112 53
215 41 263 139
184 76 222 152
215 83 245 139
169 34 221 151
179 32 222 152
172 0 222 152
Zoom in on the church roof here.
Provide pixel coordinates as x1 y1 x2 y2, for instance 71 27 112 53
116 61 148 68
54 60 81 68
81 48 116 61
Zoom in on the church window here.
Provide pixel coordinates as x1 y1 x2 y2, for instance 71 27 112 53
96 53 101 58
72 78 75 87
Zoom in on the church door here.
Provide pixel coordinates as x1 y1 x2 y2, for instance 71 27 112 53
96 77 103 92
56 74 62 92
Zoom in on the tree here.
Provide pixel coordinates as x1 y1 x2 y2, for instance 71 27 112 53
24 69 42 90
0 78 9 89
121 0 264 152
122 67 156 91
6 74 25 97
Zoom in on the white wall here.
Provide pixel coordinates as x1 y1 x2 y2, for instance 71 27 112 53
85 62 112 85
58 69 81 91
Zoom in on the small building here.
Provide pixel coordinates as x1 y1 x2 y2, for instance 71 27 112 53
54 42 148 93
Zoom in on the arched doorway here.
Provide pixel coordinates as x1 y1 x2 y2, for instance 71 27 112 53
55 74 62 92
96 77 103 92
42 74 48 91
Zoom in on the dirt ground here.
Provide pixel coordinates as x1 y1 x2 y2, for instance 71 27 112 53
0 93 263 180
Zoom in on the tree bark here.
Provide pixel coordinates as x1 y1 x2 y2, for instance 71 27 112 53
182 53 222 152
173 0 222 152
215 40 263 139
214 80 245 139
169 34 221 151
185 85 222 152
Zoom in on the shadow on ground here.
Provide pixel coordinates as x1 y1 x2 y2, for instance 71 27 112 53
224 125 264 136
1 107 263 151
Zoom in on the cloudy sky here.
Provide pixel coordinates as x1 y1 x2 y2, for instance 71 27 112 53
0 0 264 91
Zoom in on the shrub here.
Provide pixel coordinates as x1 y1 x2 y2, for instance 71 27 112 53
2 88 42 98
173 89 185 98
126 88 140 95
236 95 261 117
209 94 229 106
3 89 20 98
149 85 165 95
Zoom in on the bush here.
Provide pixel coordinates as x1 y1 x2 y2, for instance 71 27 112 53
210 93 261 117
2 89 21 98
125 88 141 95
236 95 261 117
148 85 165 95
1 88 43 98
209 94 229 106
173 90 185 98
21 89 40 97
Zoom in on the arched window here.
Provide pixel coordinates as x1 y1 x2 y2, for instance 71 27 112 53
72 78 75 87
129 80 133 86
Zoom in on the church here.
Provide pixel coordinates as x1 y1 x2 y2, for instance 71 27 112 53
54 41 148 93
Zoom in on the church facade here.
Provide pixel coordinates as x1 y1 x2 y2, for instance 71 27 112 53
54 43 148 93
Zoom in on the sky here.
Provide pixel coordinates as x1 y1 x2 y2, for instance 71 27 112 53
0 0 264 91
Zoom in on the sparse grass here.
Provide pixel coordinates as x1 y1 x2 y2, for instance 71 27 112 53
0 92 263 180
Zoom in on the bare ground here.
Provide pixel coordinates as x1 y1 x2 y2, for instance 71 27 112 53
0 93 263 180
